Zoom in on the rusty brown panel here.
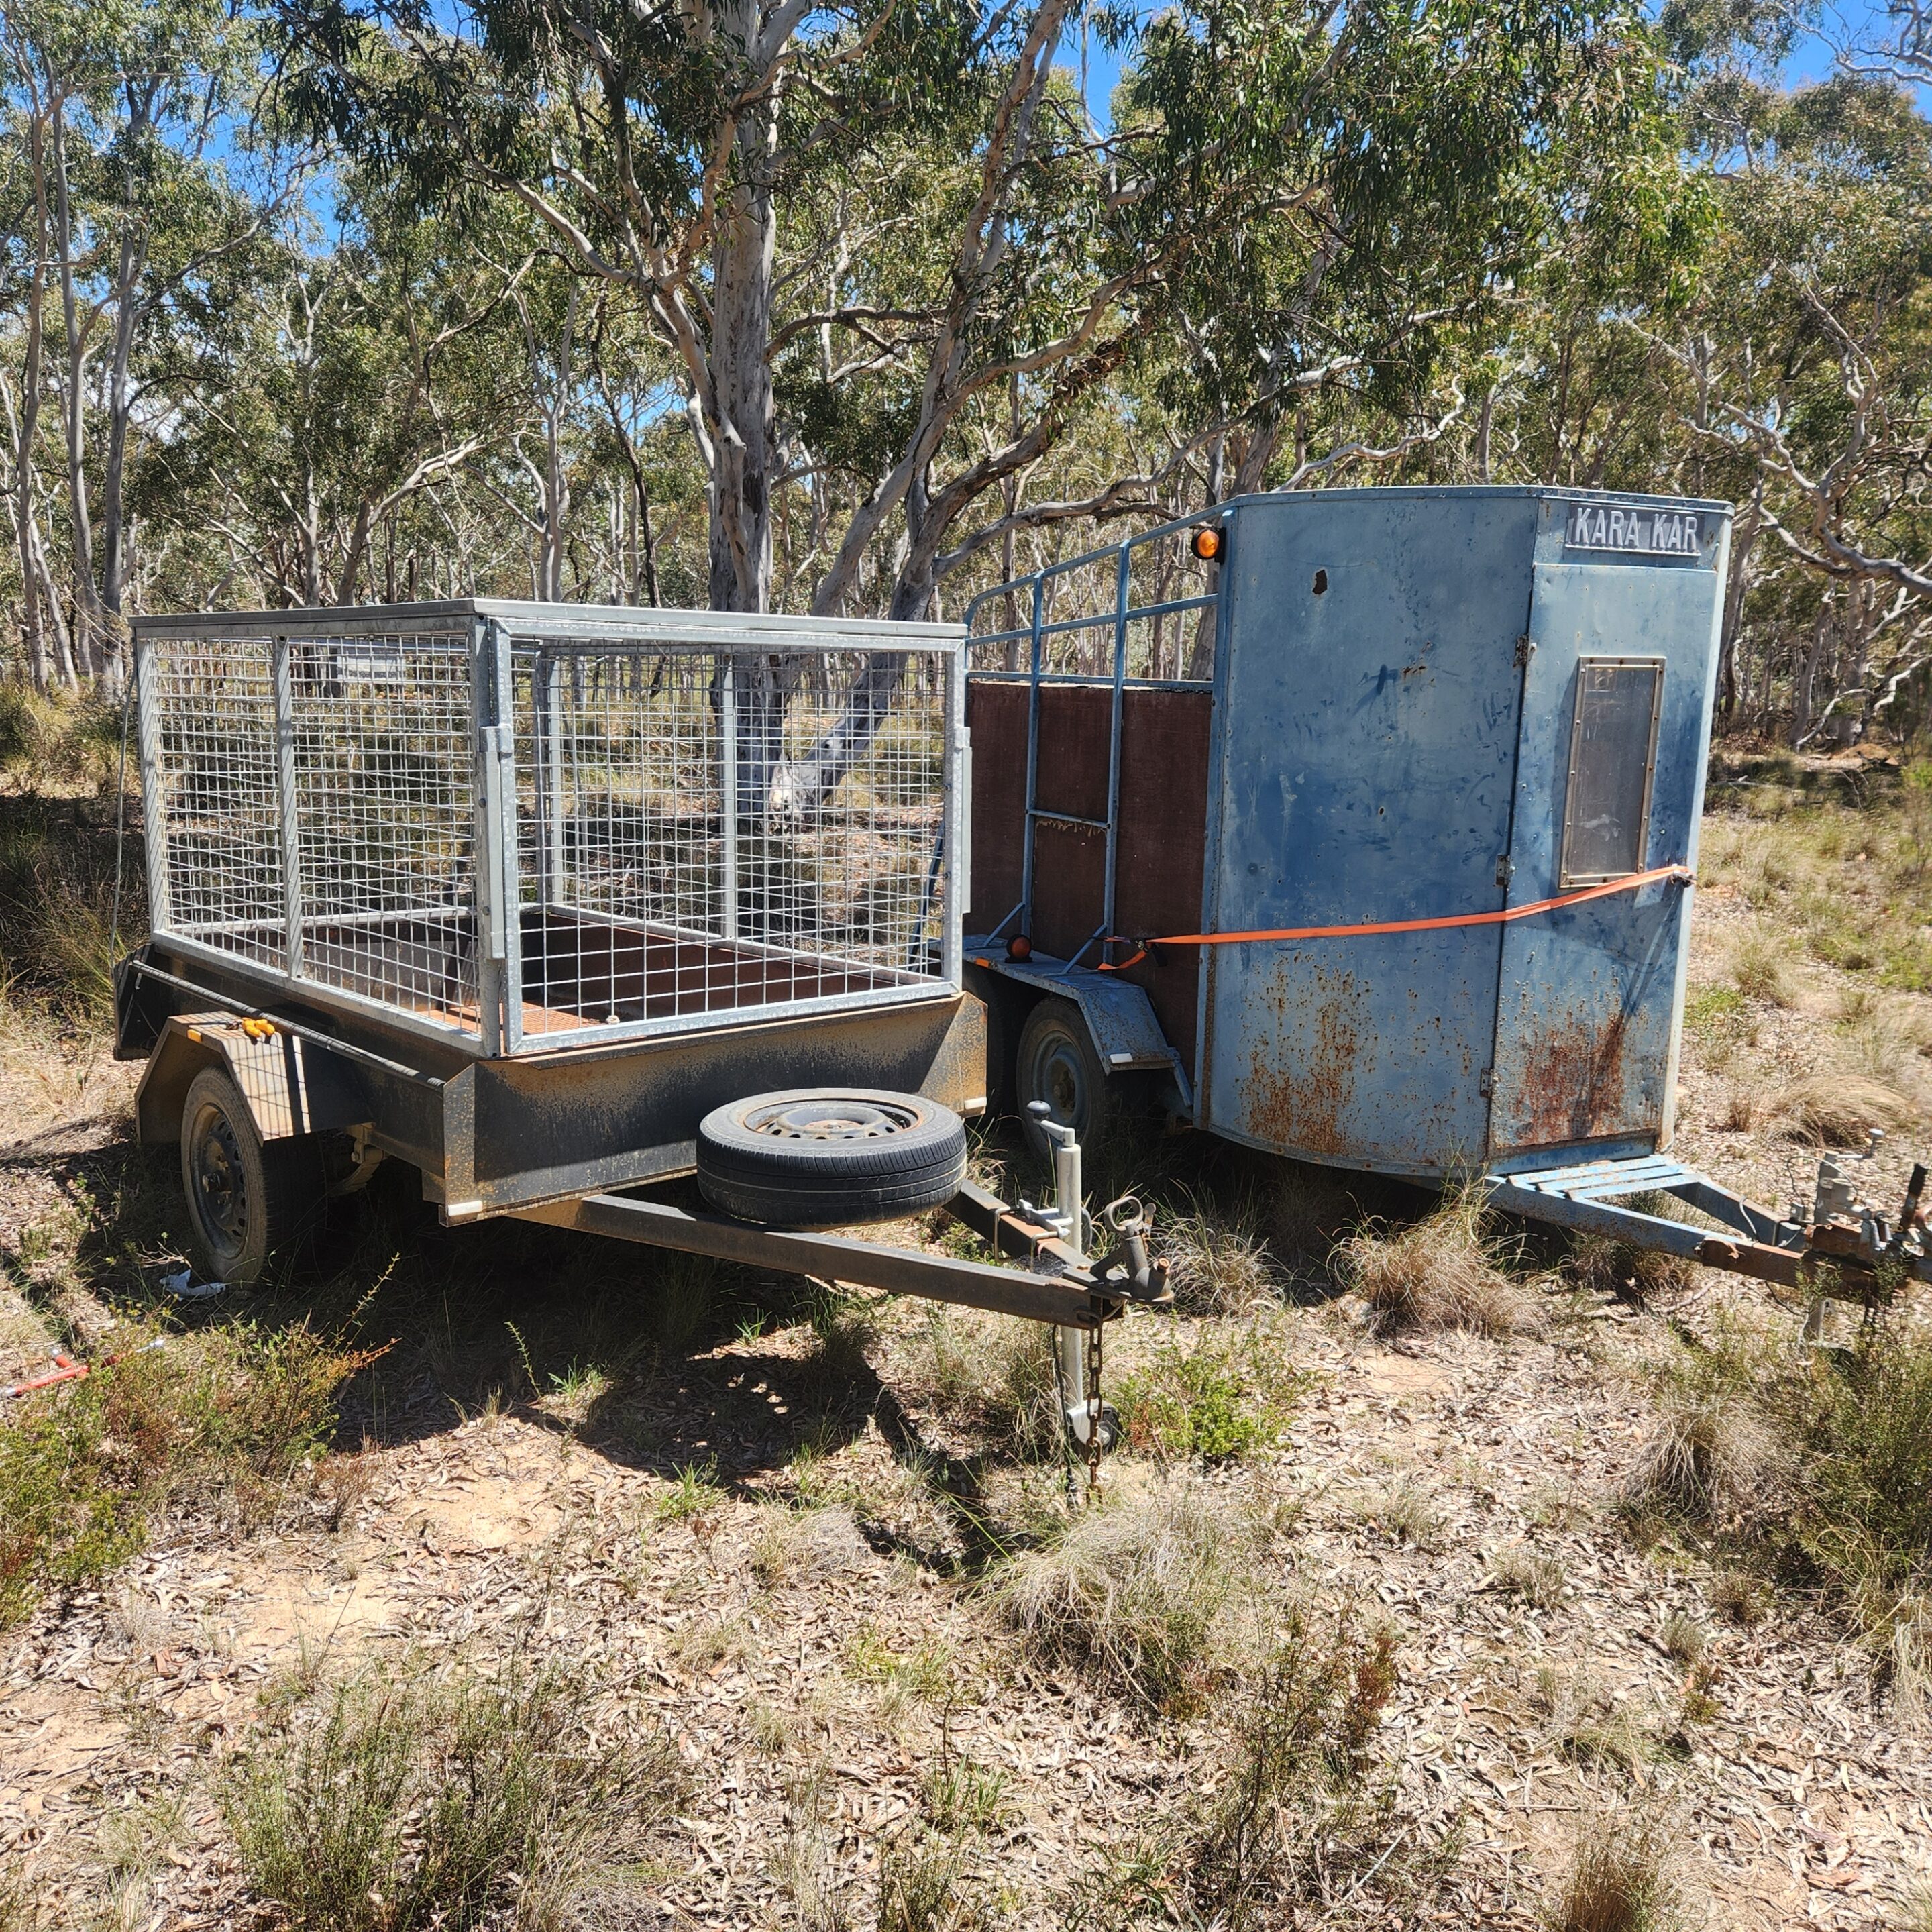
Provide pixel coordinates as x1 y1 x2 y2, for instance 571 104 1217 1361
1508 1006 1641 1148
966 681 1212 1075
965 681 1028 932
1112 689 1211 1077
1239 959 1365 1158
521 912 902 1024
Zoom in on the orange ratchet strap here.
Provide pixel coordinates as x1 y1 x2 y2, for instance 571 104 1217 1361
1097 863 1695 971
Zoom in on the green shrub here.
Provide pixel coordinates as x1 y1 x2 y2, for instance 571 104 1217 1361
0 1320 356 1628
1116 1328 1301 1464
1784 1318 1932 1634
1180 1609 1401 1930
0 1381 146 1627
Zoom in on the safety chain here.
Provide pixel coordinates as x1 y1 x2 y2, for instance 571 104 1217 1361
1085 1319 1104 1499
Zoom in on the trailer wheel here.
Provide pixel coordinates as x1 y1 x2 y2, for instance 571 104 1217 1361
1016 998 1144 1170
178 1067 325 1287
696 1089 968 1228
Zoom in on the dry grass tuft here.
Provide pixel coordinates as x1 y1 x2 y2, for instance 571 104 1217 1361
1706 1567 1768 1627
1729 930 1796 1006
894 1305 1059 1459
1336 1190 1540 1337
995 1477 1266 1709
225 1652 684 1931
1548 1808 1679 1932
1351 1475 1442 1549
1777 1073 1915 1145
1489 1546 1566 1610
1564 1222 1695 1305
1159 1188 1282 1315
1659 1610 1707 1665
876 1827 986 1932
1625 1388 1779 1529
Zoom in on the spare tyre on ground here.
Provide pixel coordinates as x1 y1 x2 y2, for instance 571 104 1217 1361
694 1089 968 1228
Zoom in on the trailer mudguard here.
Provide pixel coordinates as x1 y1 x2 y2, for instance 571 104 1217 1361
970 954 1186 1095
136 1015 373 1149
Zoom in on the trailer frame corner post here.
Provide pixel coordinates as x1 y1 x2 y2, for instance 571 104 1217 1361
472 616 511 1057
943 646 965 989
1021 574 1044 936
720 652 739 944
1103 539 1132 945
494 620 523 1055
271 631 304 981
132 628 170 940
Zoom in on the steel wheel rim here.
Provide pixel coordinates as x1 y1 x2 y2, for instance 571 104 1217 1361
189 1099 250 1260
1028 1033 1089 1135
745 1097 920 1140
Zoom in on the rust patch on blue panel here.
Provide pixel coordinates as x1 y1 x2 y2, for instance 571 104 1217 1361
1240 959 1362 1157
1513 1004 1631 1147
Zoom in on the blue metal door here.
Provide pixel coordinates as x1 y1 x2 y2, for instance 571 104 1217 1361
1489 557 1721 1155
1198 492 1536 1173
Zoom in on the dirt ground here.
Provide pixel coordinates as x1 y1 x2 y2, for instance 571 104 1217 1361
3 804 1931 1930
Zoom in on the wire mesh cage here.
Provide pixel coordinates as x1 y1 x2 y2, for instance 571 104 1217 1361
134 604 963 1055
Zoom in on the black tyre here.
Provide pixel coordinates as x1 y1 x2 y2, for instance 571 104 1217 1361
695 1089 968 1228
178 1067 326 1287
1015 998 1144 1169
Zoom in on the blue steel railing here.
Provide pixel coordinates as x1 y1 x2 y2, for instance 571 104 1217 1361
963 513 1223 975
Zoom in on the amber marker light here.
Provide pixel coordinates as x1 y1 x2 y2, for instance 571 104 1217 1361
1191 525 1223 561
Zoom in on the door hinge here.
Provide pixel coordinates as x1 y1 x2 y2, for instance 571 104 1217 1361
1479 1068 1495 1097
1495 854 1514 888
1513 635 1535 667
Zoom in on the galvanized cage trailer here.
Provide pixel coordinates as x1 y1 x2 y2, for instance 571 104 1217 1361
964 486 1929 1299
114 601 1171 1371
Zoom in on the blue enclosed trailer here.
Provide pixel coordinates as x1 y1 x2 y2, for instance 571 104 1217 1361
963 486 1928 1297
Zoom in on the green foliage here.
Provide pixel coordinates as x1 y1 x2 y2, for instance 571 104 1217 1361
1179 1611 1401 1929
655 1458 727 1521
0 1382 146 1628
1117 1327 1302 1464
1785 1320 1932 1620
0 1320 352 1627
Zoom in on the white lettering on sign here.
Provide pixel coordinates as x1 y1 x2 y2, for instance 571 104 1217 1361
1564 502 1702 558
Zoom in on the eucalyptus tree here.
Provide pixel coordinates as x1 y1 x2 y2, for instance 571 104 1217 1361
0 0 281 681
1658 68 1932 741
148 186 527 606
276 0 1672 618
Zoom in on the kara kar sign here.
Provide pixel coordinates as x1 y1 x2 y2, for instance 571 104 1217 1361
1564 502 1703 559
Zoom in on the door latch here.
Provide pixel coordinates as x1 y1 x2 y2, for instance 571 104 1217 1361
1479 1068 1495 1097
1495 855 1514 888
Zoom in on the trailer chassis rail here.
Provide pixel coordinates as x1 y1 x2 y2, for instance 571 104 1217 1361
1485 1152 1929 1299
513 1177 1171 1330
